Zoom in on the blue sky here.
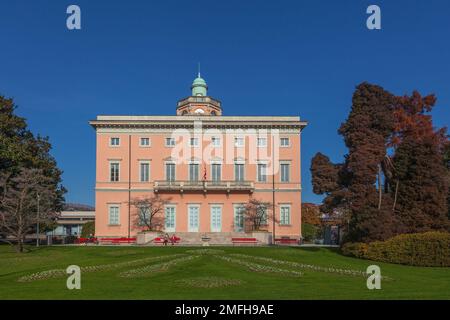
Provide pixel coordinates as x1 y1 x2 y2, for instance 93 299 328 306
1 0 449 206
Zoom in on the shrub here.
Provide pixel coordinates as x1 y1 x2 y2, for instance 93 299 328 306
81 221 95 238
302 223 320 242
341 242 368 258
341 232 450 267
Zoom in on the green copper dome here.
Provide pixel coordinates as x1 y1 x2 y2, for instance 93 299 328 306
191 73 208 96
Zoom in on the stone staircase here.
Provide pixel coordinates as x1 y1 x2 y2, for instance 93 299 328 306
143 232 258 246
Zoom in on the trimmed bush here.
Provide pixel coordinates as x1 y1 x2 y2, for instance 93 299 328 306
341 232 450 267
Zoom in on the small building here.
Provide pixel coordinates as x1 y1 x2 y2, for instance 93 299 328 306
48 210 95 237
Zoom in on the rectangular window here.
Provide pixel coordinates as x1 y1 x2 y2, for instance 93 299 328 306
260 206 268 225
280 163 290 182
211 137 220 147
189 163 199 182
234 137 244 147
166 163 176 182
211 164 221 182
234 163 244 182
140 137 150 147
138 206 150 226
140 162 150 182
108 205 120 225
257 138 267 147
110 162 120 182
280 138 290 147
257 163 267 182
280 206 291 225
110 137 120 146
190 137 199 147
165 137 176 147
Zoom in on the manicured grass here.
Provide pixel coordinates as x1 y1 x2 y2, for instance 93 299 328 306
0 245 449 299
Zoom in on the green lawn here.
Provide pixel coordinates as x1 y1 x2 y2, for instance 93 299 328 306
0 245 449 300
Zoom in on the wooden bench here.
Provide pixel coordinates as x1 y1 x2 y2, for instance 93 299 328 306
275 238 298 245
231 237 258 245
153 236 180 245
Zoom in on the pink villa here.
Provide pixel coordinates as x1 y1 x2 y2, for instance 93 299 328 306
89 74 307 244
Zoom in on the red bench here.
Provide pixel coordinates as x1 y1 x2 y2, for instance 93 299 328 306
98 237 136 245
74 237 98 244
153 236 180 245
231 237 258 245
275 238 298 245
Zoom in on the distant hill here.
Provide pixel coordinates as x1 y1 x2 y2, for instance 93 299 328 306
63 203 95 211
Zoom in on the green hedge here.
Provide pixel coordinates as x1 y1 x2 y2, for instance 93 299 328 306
341 232 450 267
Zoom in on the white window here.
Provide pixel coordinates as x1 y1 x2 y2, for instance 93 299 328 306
138 206 150 226
140 137 150 147
234 163 245 182
190 137 199 147
257 163 267 182
110 137 120 146
211 163 221 182
260 206 268 225
257 138 267 147
108 205 120 225
211 137 220 147
234 137 244 147
165 137 176 147
280 163 290 182
140 162 150 182
189 163 199 182
166 163 176 182
280 206 291 225
165 206 176 232
110 162 120 182
280 138 290 147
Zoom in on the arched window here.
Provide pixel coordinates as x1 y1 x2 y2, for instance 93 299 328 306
210 111 216 116
181 110 188 115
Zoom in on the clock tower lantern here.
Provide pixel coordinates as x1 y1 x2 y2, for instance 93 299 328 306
176 72 222 116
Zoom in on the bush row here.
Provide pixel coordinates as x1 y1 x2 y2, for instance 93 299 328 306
341 232 450 267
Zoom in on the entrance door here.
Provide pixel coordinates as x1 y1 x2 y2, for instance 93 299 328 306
165 206 176 232
210 206 222 232
234 205 244 232
188 206 199 232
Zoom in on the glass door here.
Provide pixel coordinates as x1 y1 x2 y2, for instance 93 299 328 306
165 206 176 232
188 206 199 232
234 205 244 232
210 206 222 232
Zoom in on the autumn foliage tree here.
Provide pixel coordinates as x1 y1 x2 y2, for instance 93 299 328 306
310 83 449 243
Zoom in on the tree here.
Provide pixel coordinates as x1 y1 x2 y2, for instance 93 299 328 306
81 221 95 238
242 198 274 232
0 168 59 252
130 195 171 231
393 135 449 232
311 84 449 243
301 203 321 225
0 95 65 250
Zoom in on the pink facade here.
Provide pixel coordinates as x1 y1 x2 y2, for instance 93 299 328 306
90 77 307 241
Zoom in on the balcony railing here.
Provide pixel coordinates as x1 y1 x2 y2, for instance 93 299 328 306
154 180 254 193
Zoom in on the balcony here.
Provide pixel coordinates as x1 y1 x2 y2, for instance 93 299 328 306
154 180 254 193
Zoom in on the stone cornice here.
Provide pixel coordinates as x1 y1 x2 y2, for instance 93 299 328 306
89 116 308 131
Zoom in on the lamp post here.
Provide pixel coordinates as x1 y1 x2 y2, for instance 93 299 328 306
36 193 40 247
